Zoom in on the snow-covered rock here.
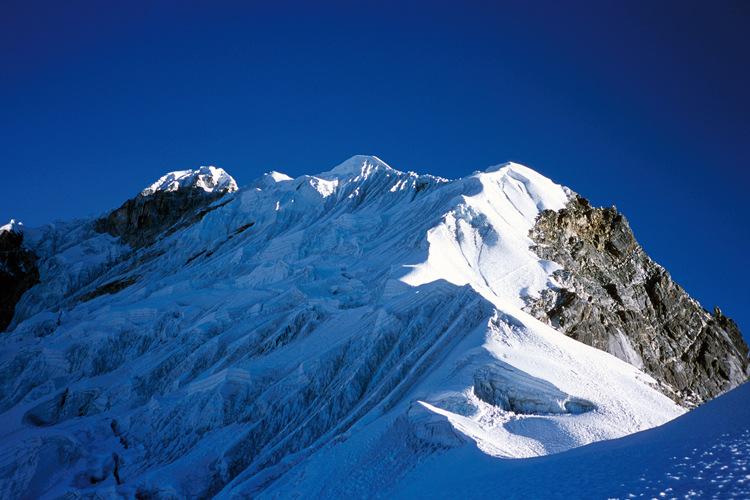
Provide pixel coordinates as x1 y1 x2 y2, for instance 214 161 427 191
524 195 749 406
140 166 238 197
0 219 24 234
0 156 743 499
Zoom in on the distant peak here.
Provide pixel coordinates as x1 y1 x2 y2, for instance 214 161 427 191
483 161 557 187
0 219 23 234
485 161 528 173
319 155 397 180
140 166 238 197
250 170 294 190
267 171 293 182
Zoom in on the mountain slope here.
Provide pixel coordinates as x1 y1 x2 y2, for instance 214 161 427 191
388 372 750 500
0 157 745 499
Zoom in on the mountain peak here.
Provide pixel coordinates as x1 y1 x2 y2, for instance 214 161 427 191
319 155 397 180
485 161 537 175
140 166 238 197
0 219 23 234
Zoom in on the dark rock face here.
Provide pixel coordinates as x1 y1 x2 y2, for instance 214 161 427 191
80 276 138 303
95 189 230 248
0 229 40 332
524 195 750 407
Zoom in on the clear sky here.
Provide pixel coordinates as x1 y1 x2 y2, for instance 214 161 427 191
1 1 748 335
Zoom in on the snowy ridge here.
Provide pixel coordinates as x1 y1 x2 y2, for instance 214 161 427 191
0 157 688 499
318 155 398 180
140 166 238 197
0 219 23 234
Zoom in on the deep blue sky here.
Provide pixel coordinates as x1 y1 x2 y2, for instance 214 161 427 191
2 1 749 335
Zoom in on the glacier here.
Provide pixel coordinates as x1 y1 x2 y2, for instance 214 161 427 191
0 155 730 499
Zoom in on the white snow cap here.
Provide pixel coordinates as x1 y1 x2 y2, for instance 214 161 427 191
250 170 295 190
266 171 293 182
318 155 395 180
0 219 23 234
140 166 238 196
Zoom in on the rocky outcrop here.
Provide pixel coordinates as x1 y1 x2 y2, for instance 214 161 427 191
95 189 230 248
524 195 750 407
0 229 39 332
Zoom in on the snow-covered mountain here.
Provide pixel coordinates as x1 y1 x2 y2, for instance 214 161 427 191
140 166 238 197
0 156 747 499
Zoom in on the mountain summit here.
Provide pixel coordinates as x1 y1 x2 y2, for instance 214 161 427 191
140 166 238 197
0 157 747 499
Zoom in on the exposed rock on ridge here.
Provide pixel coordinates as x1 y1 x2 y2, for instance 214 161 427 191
0 228 40 332
523 195 750 407
95 187 232 248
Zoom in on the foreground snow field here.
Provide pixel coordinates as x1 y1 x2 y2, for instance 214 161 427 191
0 156 741 499
389 379 750 500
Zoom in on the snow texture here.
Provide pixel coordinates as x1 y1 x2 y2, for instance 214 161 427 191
389 379 750 499
0 156 710 499
140 166 238 197
0 219 23 234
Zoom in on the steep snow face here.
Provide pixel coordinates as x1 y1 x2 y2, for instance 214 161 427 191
396 161 571 307
140 166 238 196
0 157 684 499
2 218 130 331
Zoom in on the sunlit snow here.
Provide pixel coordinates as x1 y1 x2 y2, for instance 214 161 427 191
140 165 238 196
389 380 750 499
0 218 23 233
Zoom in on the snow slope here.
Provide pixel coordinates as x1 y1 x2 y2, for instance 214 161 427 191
389 379 750 500
0 156 686 499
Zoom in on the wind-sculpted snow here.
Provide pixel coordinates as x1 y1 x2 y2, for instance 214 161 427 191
0 156 686 499
4 220 130 334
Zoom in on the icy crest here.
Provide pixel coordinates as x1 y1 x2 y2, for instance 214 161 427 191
267 171 293 182
140 166 238 196
250 171 294 190
0 219 23 233
318 155 396 180
485 160 524 173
